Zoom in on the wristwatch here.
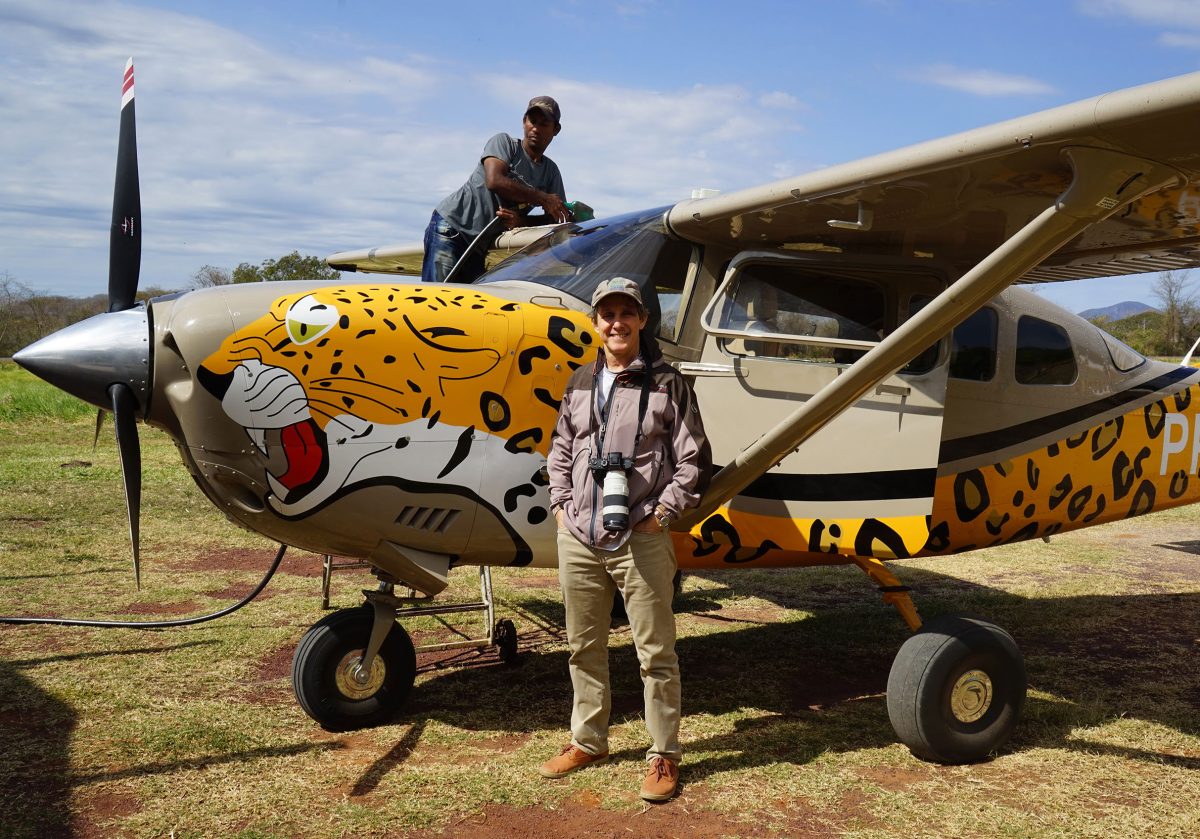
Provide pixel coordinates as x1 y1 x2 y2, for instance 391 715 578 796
653 505 672 529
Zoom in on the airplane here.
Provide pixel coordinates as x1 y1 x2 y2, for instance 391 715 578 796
13 58 1200 766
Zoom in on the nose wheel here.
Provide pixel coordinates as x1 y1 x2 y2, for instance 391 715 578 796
291 605 416 731
886 614 1026 764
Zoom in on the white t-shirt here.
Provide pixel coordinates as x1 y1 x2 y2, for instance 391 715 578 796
597 365 618 414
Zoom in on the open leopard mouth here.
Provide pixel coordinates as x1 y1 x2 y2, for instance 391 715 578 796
198 364 329 504
262 418 329 502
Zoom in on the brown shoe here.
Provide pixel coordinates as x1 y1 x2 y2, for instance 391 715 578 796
640 757 679 801
539 743 608 779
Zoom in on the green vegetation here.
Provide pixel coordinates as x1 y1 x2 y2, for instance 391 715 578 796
231 250 341 284
1086 270 1199 358
1 367 1199 838
0 360 90 422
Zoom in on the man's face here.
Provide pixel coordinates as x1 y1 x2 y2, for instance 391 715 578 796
523 110 560 155
592 294 647 362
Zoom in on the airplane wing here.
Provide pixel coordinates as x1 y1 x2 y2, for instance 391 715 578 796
668 72 1200 284
325 241 424 275
326 223 568 275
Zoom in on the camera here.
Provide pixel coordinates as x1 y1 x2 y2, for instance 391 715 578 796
590 451 634 532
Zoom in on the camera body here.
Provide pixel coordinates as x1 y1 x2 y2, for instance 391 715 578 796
590 451 634 532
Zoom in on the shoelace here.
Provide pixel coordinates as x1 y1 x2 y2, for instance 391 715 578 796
649 758 672 782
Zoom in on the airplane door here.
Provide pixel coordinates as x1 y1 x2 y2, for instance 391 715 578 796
690 252 950 551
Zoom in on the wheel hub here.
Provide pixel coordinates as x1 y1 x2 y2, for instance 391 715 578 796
335 650 385 700
950 668 993 723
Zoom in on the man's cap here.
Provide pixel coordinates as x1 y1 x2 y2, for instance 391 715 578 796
591 277 643 307
526 95 562 124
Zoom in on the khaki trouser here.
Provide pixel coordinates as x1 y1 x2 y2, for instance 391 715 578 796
556 527 681 763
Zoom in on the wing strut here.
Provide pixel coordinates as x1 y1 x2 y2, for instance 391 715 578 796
678 146 1183 527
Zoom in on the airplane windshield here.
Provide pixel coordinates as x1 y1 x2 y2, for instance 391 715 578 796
476 207 679 301
476 206 694 341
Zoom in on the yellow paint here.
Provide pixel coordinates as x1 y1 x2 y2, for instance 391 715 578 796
200 285 596 456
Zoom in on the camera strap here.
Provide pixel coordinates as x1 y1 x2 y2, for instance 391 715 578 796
593 357 653 457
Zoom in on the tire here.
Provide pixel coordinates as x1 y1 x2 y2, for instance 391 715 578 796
495 618 519 664
886 615 1026 764
291 605 416 731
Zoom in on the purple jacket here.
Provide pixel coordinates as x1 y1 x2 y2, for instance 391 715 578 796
548 345 711 551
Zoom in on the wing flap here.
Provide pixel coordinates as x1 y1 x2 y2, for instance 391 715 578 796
325 223 567 277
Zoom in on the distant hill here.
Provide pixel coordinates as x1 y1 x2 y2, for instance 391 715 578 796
1078 301 1157 321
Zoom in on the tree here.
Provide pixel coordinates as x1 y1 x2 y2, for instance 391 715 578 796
191 265 232 288
233 251 341 284
1151 270 1197 356
0 273 106 358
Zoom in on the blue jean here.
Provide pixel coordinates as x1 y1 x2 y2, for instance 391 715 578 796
421 210 485 283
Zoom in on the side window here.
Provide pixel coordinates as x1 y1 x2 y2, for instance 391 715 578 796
717 264 885 364
647 240 696 344
1096 327 1145 373
1016 316 1076 385
949 307 998 381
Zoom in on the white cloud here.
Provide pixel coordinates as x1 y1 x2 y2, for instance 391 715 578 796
912 64 1057 97
0 0 811 296
1080 0 1200 29
759 91 802 110
1160 32 1200 49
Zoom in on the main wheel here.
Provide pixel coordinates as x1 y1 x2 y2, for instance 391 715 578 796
291 605 416 731
886 615 1026 764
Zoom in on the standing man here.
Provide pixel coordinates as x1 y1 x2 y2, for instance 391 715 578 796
541 277 711 802
421 96 572 283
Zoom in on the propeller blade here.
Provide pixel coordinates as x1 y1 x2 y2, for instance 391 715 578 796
109 383 142 589
93 408 105 451
108 57 141 313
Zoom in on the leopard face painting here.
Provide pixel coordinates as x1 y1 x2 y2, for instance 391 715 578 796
197 284 595 563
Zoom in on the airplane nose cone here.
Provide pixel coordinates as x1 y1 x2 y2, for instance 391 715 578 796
13 307 151 413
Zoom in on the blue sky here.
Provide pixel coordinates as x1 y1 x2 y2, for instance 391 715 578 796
3 0 1200 312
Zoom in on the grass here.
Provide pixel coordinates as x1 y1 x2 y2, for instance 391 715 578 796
1 365 1199 837
0 360 91 423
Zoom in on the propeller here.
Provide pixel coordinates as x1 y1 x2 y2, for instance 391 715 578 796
13 58 149 588
108 57 144 588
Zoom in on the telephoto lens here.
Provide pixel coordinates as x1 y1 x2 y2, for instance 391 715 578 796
601 452 630 532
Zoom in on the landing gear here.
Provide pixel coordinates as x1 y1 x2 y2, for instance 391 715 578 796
886 615 1026 764
291 605 416 731
851 558 1027 764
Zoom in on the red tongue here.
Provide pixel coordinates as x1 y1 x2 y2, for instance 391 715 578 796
279 422 322 489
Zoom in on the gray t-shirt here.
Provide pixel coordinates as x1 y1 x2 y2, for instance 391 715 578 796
436 132 566 238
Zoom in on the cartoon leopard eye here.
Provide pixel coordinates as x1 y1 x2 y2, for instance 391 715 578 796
285 294 339 345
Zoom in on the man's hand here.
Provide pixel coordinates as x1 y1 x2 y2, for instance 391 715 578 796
555 509 565 529
496 207 521 230
540 192 572 224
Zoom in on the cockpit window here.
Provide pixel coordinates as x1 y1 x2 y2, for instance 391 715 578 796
1016 316 1076 385
1096 327 1146 373
476 207 696 343
714 263 885 364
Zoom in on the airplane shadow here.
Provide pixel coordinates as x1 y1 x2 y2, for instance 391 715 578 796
0 654 76 838
394 563 1200 786
0 636 343 838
